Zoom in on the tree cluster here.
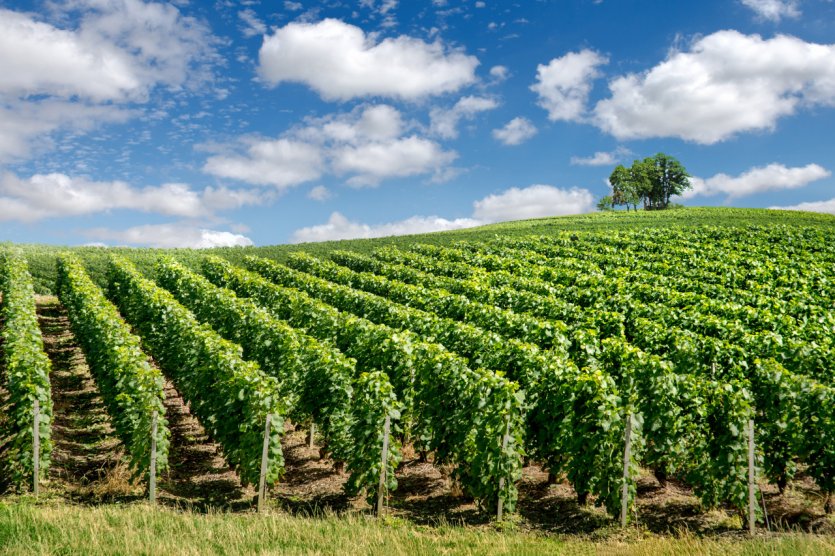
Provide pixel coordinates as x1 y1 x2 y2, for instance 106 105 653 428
602 153 691 211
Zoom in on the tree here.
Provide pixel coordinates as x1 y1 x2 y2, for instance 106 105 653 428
643 153 691 210
596 195 615 211
609 163 648 211
608 153 691 211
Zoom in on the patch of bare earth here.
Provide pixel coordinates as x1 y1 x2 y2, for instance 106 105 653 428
157 379 253 511
36 295 134 501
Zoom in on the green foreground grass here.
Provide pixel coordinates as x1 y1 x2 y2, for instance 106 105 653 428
0 500 833 556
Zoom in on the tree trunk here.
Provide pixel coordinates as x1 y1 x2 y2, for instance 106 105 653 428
577 491 589 506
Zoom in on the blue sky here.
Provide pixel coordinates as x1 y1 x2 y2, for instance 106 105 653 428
1 0 834 247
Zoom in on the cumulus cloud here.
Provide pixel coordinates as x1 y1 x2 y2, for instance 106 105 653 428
204 104 457 188
570 147 630 166
333 136 457 186
0 8 141 102
291 212 480 243
489 65 509 82
84 224 254 248
203 139 325 189
290 184 595 242
0 172 265 222
593 31 835 144
258 18 478 101
741 0 800 21
308 185 332 201
685 163 830 199
771 197 835 214
429 95 498 139
531 49 608 121
0 2 217 161
473 185 595 221
492 117 537 145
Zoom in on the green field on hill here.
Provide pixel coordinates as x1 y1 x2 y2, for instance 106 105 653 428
3 207 835 555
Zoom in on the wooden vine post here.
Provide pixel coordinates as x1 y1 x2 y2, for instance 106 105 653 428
33 398 40 496
258 414 273 513
376 414 391 516
308 422 316 449
747 418 756 535
496 416 512 522
149 410 158 504
620 412 633 528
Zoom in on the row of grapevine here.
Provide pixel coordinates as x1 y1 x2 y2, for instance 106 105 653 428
108 256 285 487
285 252 567 350
200 256 525 513
242 255 568 395
154 257 401 502
383 241 835 511
56 255 169 479
457 237 835 386
245 254 756 517
0 251 53 490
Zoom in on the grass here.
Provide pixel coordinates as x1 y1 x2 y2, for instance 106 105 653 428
1 499 834 555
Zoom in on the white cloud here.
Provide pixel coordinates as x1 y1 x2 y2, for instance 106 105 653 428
204 104 457 188
771 197 835 214
360 0 398 14
492 117 537 145
429 95 498 139
473 185 595 221
239 8 266 38
489 65 509 82
0 100 133 162
531 49 608 121
290 184 594 242
308 185 332 201
741 0 800 21
593 31 835 144
85 224 254 248
0 172 265 222
332 136 457 186
685 163 830 199
258 18 478 101
291 212 480 243
0 8 141 102
0 2 217 162
570 147 630 166
203 138 325 189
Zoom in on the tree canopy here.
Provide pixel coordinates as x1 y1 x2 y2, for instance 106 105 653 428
608 153 691 211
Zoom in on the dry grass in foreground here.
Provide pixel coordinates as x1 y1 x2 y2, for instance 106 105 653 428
1 499 834 556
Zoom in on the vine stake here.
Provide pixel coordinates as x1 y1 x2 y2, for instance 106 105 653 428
33 398 40 496
620 412 633 528
258 414 272 513
376 414 391 517
748 418 756 535
496 416 511 522
149 410 157 504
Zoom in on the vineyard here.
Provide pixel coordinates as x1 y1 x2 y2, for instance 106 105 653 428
2 208 835 541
